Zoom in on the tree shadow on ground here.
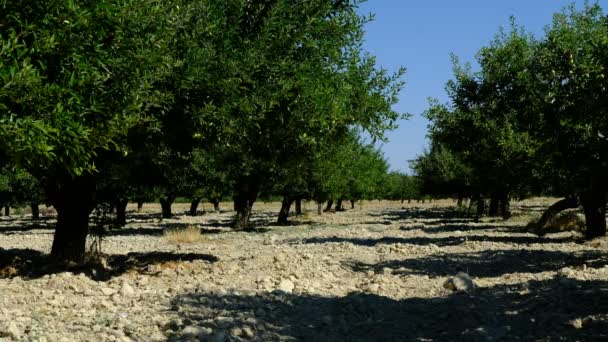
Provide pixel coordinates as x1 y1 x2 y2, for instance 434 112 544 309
399 223 525 234
369 208 471 222
344 249 608 278
300 234 576 248
0 222 55 235
0 248 218 281
169 277 608 341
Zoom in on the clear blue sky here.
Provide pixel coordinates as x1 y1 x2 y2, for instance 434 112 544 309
359 0 608 173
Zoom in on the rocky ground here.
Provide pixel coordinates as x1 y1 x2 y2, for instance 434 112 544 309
0 199 607 341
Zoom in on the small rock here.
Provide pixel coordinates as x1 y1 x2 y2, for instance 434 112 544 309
120 283 135 297
569 318 584 329
182 325 207 337
101 287 116 296
443 272 476 292
229 327 242 337
277 279 295 293
1 322 21 340
241 326 255 338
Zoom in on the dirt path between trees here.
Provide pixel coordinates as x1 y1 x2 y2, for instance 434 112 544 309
0 199 607 341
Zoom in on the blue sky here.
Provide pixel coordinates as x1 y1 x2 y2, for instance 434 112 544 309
359 0 608 172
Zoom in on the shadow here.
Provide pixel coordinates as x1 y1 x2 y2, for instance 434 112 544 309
169 278 608 341
369 208 472 222
0 222 55 235
0 248 218 281
300 234 576 248
414 223 525 234
344 249 608 278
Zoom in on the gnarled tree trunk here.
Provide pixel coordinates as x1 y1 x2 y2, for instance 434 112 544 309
30 203 40 220
212 199 220 213
532 196 579 236
189 198 201 216
233 177 260 229
160 195 175 219
580 190 607 239
49 175 96 263
335 199 344 211
277 197 294 225
115 199 128 226
324 199 334 213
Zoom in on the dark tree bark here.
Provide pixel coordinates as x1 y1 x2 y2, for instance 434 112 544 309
211 199 220 213
277 197 294 225
407 198 411 204
49 175 96 263
580 191 607 239
189 198 201 216
456 196 463 208
295 199 302 215
324 199 334 212
4 206 9 216
160 195 175 219
115 199 128 226
499 191 511 220
475 196 485 220
350 199 356 209
532 196 579 236
317 202 323 215
137 201 143 213
233 177 260 229
335 199 344 211
30 202 40 220
488 192 500 217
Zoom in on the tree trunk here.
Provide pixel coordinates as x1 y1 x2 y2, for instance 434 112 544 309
233 177 260 229
488 192 500 217
115 199 128 226
324 199 334 212
30 203 40 220
277 197 294 225
407 198 411 204
160 195 175 219
295 199 302 215
475 196 485 219
317 202 323 215
580 191 607 239
137 201 143 213
212 200 220 213
532 196 579 236
335 199 344 211
456 196 463 208
4 206 9 216
189 198 201 216
49 175 96 263
499 191 511 220
350 199 356 209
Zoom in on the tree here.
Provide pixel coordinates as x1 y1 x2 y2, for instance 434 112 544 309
0 0 184 261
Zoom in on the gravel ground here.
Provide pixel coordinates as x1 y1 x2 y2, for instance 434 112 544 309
0 199 607 341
